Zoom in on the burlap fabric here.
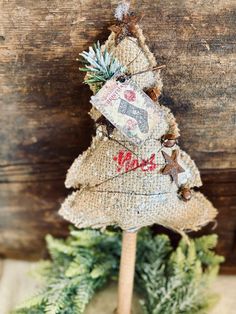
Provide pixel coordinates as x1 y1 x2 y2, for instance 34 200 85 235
59 26 217 233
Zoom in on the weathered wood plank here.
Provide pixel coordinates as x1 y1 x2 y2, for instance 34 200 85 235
0 169 235 270
1 0 235 168
200 169 236 273
0 180 69 259
0 0 235 271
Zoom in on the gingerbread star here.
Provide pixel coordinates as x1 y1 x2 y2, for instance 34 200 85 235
161 150 185 186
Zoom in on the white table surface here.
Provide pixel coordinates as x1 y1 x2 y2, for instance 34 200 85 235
0 259 235 314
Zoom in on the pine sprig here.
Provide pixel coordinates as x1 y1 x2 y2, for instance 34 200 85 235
13 229 224 314
79 41 125 87
136 233 224 314
13 229 121 314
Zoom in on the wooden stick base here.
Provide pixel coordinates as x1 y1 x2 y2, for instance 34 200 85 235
117 231 137 314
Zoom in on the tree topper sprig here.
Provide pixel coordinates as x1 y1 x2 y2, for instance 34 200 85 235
79 41 125 85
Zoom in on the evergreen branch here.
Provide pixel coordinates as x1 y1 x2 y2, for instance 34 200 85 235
13 228 223 314
79 41 125 87
136 233 224 314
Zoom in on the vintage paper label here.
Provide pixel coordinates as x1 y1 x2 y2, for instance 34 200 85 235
90 77 159 145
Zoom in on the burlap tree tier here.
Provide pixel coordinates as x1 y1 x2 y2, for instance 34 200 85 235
59 23 217 233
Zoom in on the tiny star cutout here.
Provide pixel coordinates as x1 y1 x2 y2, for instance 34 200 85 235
161 150 185 186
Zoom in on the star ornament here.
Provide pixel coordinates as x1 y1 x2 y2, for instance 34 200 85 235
109 12 143 45
161 150 185 186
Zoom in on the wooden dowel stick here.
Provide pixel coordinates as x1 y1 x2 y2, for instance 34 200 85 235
117 231 137 314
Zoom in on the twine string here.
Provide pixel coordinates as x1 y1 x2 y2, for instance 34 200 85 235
89 189 171 197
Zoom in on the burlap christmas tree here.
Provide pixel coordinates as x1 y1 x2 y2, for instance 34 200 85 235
59 6 217 235
59 3 217 313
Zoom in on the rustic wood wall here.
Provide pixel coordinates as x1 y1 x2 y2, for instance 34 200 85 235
0 0 235 272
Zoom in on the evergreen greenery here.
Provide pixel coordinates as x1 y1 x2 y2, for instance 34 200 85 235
136 231 224 314
13 229 121 314
79 41 125 89
13 228 224 314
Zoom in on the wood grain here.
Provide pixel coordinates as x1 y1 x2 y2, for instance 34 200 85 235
0 1 235 271
200 169 236 273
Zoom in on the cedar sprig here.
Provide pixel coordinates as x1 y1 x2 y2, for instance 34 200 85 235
136 232 224 314
13 229 224 314
12 229 121 314
79 41 125 85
